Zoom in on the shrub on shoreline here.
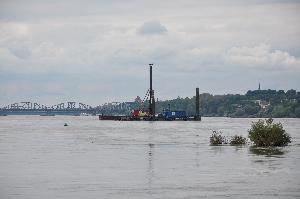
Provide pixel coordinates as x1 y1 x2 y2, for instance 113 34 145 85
248 118 291 147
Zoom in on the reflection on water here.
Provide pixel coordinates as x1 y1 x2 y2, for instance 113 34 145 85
249 147 285 157
0 116 299 199
147 143 154 195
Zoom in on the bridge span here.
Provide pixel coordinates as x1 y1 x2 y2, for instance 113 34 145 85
0 102 95 115
0 101 132 116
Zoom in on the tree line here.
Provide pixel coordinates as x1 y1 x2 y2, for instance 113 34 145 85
153 89 300 118
101 89 300 118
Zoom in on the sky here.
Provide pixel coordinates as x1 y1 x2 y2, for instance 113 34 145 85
0 0 300 106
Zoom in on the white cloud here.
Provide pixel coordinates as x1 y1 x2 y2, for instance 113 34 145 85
225 44 300 70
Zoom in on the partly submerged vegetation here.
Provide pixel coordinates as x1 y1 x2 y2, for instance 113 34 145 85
210 118 291 149
210 131 226 145
248 118 291 147
229 135 247 145
210 131 247 146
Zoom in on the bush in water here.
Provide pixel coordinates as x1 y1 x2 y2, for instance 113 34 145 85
248 118 291 147
230 135 247 145
210 131 226 145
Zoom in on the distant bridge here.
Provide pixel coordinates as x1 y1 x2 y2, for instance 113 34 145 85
0 101 134 115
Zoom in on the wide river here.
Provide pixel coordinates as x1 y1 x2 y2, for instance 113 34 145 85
0 116 299 199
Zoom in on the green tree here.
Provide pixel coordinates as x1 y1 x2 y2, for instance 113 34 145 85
248 118 291 147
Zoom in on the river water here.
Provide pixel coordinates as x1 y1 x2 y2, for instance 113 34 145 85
0 116 299 199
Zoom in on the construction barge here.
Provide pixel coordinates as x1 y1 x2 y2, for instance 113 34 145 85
99 64 201 121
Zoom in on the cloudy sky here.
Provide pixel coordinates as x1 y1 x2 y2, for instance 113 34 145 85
0 0 300 106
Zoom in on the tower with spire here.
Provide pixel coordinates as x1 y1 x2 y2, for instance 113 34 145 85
258 83 261 90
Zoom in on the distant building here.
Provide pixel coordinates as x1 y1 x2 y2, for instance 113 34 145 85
258 83 261 90
255 100 270 109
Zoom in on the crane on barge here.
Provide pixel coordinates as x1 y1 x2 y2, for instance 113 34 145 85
99 64 201 121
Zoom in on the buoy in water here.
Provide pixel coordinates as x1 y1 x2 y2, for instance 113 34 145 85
64 123 68 126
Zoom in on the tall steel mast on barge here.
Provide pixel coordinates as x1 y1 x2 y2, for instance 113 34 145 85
148 64 155 120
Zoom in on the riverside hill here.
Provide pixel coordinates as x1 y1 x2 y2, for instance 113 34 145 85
102 89 300 118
